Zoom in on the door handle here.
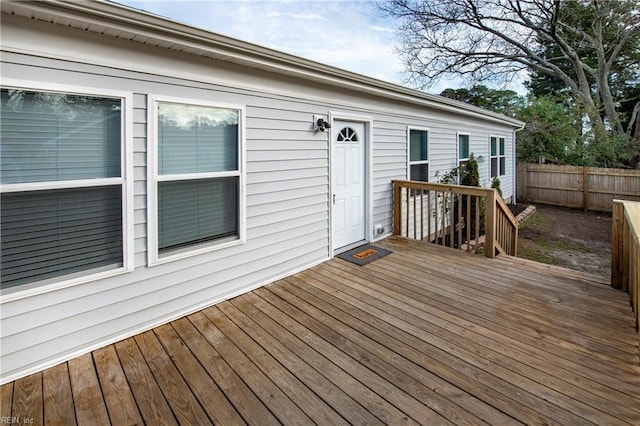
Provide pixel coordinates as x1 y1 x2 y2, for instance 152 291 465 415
333 194 336 205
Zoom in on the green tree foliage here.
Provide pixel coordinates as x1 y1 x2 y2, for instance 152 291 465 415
491 177 502 197
461 153 481 187
581 134 640 168
526 1 640 143
440 85 525 118
516 96 580 164
381 0 640 156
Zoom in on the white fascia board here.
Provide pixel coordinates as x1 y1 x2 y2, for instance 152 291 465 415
3 0 524 128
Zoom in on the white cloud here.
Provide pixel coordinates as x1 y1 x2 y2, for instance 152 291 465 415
117 0 408 85
289 13 326 20
369 25 394 33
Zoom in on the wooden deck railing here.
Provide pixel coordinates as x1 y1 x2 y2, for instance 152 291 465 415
392 180 518 258
611 200 640 334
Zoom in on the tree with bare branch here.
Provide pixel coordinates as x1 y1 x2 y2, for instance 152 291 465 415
380 0 640 146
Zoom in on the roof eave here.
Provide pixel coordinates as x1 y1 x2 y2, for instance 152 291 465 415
2 0 524 128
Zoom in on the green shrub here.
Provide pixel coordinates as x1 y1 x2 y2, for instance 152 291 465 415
491 176 502 197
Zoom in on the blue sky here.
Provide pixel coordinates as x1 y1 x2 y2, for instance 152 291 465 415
115 0 465 94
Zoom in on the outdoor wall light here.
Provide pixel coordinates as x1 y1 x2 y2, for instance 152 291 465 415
313 115 331 132
477 155 485 163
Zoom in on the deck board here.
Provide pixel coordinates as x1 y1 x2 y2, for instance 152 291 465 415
3 236 639 425
12 373 42 425
134 330 212 425
43 363 76 426
170 316 280 426
113 337 177 425
0 382 13 419
68 353 109 425
93 345 143 425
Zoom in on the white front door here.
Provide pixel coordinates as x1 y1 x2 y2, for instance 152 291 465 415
332 120 366 250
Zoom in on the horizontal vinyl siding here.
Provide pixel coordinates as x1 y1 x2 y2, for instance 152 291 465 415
371 118 406 234
1 16 517 381
133 93 148 268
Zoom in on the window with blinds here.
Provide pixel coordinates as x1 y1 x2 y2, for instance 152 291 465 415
151 99 243 262
0 88 125 290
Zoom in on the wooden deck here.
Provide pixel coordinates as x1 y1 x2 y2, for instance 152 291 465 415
2 236 639 425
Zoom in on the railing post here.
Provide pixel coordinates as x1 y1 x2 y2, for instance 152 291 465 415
485 189 496 258
513 222 519 257
623 218 630 292
611 200 624 289
393 181 401 235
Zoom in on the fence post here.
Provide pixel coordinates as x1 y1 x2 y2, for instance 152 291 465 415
516 163 527 202
582 166 589 211
485 189 496 258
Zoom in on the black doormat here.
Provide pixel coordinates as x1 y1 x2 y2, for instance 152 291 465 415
337 244 392 266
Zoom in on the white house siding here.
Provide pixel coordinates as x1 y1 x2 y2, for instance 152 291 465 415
0 11 518 382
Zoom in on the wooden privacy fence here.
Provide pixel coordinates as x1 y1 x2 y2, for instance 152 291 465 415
611 200 640 335
517 163 640 212
392 180 518 258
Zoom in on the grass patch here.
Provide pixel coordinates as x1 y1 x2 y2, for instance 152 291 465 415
517 239 555 264
519 210 551 231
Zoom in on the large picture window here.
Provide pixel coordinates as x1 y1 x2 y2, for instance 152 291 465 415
149 97 245 264
0 86 130 291
408 128 429 182
490 136 507 178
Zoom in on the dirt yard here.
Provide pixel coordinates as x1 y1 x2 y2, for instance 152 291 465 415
516 204 612 278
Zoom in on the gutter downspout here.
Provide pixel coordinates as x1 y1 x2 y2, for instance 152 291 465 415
513 122 525 203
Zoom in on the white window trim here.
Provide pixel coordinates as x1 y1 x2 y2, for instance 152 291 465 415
407 126 430 182
498 136 507 177
147 94 246 266
0 79 134 302
457 132 471 184
489 135 507 179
